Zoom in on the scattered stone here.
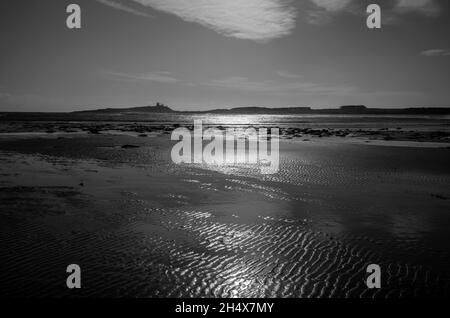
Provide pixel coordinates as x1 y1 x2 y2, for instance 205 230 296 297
121 144 140 149
431 193 447 200
87 128 101 134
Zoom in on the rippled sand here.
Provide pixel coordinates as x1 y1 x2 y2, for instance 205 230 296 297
0 134 449 298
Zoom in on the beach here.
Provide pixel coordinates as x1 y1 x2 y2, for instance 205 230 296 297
2 0 450 304
1 119 449 298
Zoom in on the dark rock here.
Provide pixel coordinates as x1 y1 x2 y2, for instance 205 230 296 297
121 144 140 149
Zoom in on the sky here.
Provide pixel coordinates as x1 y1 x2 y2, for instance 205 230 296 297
0 0 449 112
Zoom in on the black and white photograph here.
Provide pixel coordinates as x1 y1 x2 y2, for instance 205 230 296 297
0 0 450 305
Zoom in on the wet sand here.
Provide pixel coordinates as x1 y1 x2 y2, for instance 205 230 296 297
1 112 449 145
0 133 450 298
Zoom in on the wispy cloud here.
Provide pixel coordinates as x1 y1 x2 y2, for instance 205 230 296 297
95 0 153 17
304 0 360 25
309 0 352 12
203 76 356 96
276 71 303 79
305 10 333 25
305 0 442 25
421 49 450 57
107 71 181 83
106 71 354 95
395 0 440 16
310 0 440 14
98 0 297 42
0 92 11 99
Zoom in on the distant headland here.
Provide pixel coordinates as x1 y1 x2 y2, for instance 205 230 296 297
71 103 450 115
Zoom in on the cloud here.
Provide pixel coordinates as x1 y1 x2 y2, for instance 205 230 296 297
0 91 11 99
276 71 303 79
304 0 360 25
395 0 440 16
309 0 352 12
100 0 297 42
203 76 356 95
305 10 333 25
421 49 450 57
95 0 153 17
107 71 181 83
305 0 441 25
309 0 439 15
205 77 276 92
